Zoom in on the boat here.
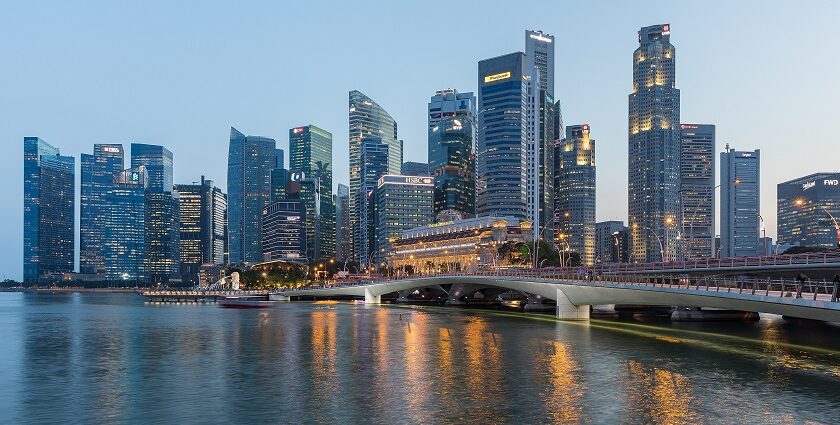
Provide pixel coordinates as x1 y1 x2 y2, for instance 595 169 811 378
219 296 274 309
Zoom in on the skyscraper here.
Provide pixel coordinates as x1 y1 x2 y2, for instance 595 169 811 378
289 125 334 260
400 161 429 177
80 144 124 275
262 200 306 262
335 184 351 261
132 143 179 283
720 147 761 257
777 173 840 249
227 127 276 264
375 175 434 263
104 166 149 283
679 124 716 259
355 138 390 266
477 52 528 220
175 176 227 283
23 137 75 282
628 24 680 263
556 125 596 266
427 88 476 130
349 91 401 262
429 116 475 221
596 221 629 263
525 30 556 240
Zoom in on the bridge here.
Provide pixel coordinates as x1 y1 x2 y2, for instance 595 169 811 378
272 270 840 322
594 252 840 277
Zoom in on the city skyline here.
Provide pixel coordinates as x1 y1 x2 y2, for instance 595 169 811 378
5 1 840 279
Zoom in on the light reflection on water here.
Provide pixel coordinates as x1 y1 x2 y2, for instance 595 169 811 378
0 292 839 424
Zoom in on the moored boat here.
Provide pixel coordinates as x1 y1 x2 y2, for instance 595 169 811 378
219 296 274 309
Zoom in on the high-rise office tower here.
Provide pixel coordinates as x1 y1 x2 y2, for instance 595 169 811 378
104 166 149 282
276 148 285 169
556 125 596 266
428 88 476 130
429 116 475 221
720 146 761 257
23 137 75 283
777 173 840 249
596 221 629 263
175 176 227 283
477 52 528 220
628 24 681 263
679 124 715 259
290 125 334 260
227 127 276 264
131 143 179 283
375 175 434 263
349 91 401 263
335 184 351 261
355 138 390 266
80 144 124 275
262 199 306 262
401 161 429 177
525 30 556 240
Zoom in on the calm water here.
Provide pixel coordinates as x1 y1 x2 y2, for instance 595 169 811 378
1 292 839 424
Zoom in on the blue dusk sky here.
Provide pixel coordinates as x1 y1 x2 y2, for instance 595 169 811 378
2 1 839 279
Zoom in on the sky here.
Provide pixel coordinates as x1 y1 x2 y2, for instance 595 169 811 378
2 0 839 280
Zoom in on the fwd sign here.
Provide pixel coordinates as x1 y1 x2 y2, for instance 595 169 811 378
825 179 840 186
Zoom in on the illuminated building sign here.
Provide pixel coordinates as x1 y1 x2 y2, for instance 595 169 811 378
528 33 553 43
826 179 840 186
131 172 139 181
102 146 121 153
293 127 304 134
582 124 590 134
803 181 816 190
680 124 698 130
662 24 670 35
484 71 511 83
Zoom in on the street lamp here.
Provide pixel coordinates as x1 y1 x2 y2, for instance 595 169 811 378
794 198 840 249
644 226 666 262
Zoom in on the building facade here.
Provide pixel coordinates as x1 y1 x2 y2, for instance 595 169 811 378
175 177 227 284
777 173 840 249
355 138 390 266
401 161 429 177
428 88 476 130
556 125 596 266
80 144 124 275
525 29 556 242
289 125 334 260
679 124 716 259
477 52 528 220
131 143 179 283
262 200 307 262
429 115 475 221
104 167 149 282
349 90 402 264
23 137 75 282
335 183 351 261
628 24 681 263
595 221 630 264
375 175 435 263
720 147 761 257
227 127 276 264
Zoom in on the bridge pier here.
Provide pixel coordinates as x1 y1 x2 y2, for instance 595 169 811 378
364 288 381 304
556 288 590 320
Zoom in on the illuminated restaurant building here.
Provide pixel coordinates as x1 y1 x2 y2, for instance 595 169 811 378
388 216 532 273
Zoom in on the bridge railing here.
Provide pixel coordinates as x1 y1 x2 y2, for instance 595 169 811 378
593 252 840 274
284 269 840 303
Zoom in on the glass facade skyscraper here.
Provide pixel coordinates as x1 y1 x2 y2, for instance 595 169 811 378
526 30 556 240
104 166 149 282
777 173 840 249
720 147 761 257
556 125 596 266
290 125 334 260
132 143 179 283
628 24 680 263
679 124 716 259
80 144 124 275
428 88 476 131
175 176 227 283
23 137 75 282
349 90 401 263
335 183 351 261
429 116 475 221
355 138 390 266
477 52 528 220
262 200 306 262
227 127 276 264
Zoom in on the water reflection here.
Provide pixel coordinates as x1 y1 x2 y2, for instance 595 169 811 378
624 360 699 424
540 341 582 424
